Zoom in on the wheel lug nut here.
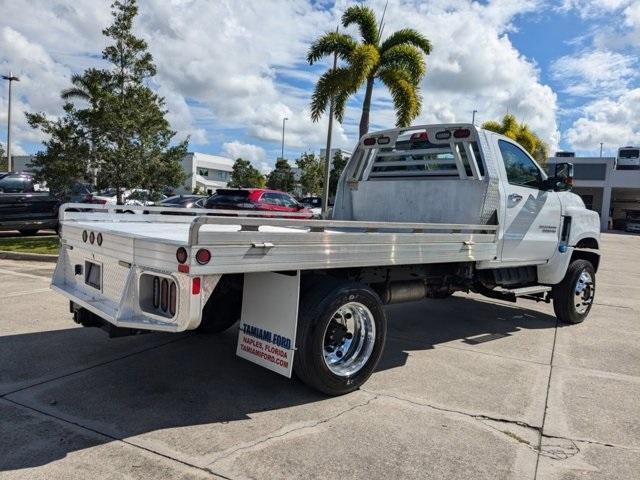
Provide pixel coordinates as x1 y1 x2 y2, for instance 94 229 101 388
346 332 353 340
336 350 343 358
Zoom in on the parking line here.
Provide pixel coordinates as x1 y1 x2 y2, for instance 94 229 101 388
0 267 52 281
6 288 52 298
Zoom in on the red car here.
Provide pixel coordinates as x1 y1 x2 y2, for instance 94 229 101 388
205 188 313 218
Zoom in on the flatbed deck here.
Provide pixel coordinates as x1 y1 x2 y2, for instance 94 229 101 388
59 204 499 274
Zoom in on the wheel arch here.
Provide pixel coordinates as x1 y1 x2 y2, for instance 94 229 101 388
570 248 600 272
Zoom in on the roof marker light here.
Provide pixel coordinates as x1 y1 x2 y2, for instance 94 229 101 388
410 132 428 141
454 128 471 138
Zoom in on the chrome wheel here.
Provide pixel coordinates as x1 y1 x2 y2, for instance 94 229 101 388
574 270 595 314
323 302 376 377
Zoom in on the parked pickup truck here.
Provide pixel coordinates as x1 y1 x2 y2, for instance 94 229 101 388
52 124 600 395
0 172 59 235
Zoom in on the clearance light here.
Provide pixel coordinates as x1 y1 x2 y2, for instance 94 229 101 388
89 232 95 244
96 233 103 246
82 230 88 242
454 128 471 138
195 249 211 265
363 137 376 146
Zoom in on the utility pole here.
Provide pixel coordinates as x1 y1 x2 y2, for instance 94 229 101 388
280 117 288 161
321 26 339 220
472 110 478 125
2 73 20 172
599 142 603 158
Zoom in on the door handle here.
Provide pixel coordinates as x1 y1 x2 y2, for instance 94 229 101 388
509 193 523 203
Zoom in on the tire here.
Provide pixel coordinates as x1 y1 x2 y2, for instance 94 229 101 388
19 229 39 236
552 259 596 324
198 274 243 334
294 277 387 396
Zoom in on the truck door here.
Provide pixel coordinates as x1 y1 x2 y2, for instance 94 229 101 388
497 140 561 262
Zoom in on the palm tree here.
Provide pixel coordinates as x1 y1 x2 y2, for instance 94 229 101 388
483 114 549 164
308 5 432 138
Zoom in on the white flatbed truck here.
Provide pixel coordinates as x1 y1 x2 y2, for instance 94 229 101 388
52 124 601 395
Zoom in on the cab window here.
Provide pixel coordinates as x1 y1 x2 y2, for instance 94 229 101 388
498 140 541 188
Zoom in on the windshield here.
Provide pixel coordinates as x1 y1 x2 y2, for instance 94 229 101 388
619 149 640 159
208 190 251 204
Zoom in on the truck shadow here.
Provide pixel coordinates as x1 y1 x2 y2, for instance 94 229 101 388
0 295 557 472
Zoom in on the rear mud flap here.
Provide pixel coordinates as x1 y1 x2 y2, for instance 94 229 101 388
236 271 300 377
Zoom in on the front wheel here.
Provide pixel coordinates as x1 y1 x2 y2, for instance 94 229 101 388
294 278 387 396
552 259 596 324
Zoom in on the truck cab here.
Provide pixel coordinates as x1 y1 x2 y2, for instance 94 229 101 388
333 124 600 281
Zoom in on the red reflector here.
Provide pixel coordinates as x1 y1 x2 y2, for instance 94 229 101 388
178 264 190 273
176 247 188 264
363 137 376 146
453 128 471 138
192 277 201 295
196 249 211 264
410 131 428 141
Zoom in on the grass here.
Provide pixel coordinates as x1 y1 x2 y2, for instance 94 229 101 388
0 235 60 255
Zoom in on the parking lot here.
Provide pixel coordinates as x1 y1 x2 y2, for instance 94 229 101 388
0 232 638 479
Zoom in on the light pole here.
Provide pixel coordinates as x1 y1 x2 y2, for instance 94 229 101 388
2 73 19 172
280 117 288 161
599 142 603 158
472 109 478 125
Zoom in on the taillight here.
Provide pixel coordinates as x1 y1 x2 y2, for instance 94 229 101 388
141 274 178 318
96 233 103 246
363 137 376 146
82 230 88 242
176 247 188 264
89 232 95 244
196 249 211 264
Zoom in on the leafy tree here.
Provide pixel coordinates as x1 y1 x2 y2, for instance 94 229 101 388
266 159 295 192
483 114 549 165
0 142 5 171
308 5 432 138
328 150 348 199
296 152 324 196
229 158 265 188
28 0 187 204
27 104 91 196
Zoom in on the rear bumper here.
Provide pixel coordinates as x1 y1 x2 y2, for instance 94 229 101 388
52 245 219 332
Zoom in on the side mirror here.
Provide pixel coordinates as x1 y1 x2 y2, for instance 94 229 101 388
542 162 574 191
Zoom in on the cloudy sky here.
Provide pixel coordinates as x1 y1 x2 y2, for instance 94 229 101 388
1 0 639 170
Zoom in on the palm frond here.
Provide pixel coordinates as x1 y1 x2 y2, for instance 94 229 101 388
380 28 432 56
61 87 91 101
378 67 422 127
310 67 354 123
348 44 380 85
333 89 350 123
342 5 379 45
481 120 503 133
379 44 426 84
307 31 357 64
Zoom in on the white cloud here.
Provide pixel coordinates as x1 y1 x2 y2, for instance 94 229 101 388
551 50 637 97
565 88 640 152
222 141 266 162
1 0 560 158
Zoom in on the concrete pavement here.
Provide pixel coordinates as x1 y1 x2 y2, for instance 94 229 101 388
0 233 638 479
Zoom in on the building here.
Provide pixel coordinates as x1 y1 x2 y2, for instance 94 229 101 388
548 154 640 231
178 152 234 195
10 155 35 173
